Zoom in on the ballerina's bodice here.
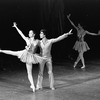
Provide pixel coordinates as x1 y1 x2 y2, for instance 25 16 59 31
26 38 38 54
27 44 36 53
77 29 86 42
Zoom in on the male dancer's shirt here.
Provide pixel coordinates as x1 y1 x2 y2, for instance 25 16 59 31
40 33 68 58
26 40 39 54
40 40 52 58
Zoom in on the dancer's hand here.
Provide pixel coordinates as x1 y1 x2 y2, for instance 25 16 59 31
67 29 73 35
12 22 17 27
98 30 100 35
0 48 2 52
25 46 28 50
25 45 30 50
67 14 71 19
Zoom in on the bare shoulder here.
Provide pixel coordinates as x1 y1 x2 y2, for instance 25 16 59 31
35 39 40 42
48 39 53 41
49 38 55 43
26 37 29 42
26 37 29 40
45 39 52 43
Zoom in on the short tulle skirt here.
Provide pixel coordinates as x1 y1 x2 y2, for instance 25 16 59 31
17 49 44 64
73 41 90 52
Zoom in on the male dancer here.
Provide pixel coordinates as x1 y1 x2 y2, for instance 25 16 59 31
36 29 72 90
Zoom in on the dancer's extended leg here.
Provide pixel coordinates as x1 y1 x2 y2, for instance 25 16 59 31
0 50 20 56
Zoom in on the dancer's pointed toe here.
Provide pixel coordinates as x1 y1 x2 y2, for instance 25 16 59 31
81 65 85 69
30 85 35 93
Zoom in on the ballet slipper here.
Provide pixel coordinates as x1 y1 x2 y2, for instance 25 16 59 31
36 85 42 90
73 65 76 68
30 85 35 92
73 62 77 68
50 87 55 90
81 65 85 69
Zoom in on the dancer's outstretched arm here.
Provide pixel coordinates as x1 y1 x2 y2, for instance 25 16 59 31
0 49 20 56
67 14 78 30
98 30 100 35
12 22 28 42
51 29 73 43
85 31 98 36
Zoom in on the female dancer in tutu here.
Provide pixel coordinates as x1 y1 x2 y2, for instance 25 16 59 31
67 14 99 69
0 22 45 92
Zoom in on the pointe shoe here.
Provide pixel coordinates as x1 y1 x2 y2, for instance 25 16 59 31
73 65 76 68
30 85 35 92
50 87 55 90
73 64 76 68
36 86 42 90
81 65 85 69
51 87 55 90
73 62 77 68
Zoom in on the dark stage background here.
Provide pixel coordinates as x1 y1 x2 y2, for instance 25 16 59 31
0 0 100 70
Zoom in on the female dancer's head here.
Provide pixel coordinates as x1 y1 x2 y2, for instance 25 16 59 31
29 30 35 38
78 23 83 29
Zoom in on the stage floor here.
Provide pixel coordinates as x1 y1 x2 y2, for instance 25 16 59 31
0 60 100 100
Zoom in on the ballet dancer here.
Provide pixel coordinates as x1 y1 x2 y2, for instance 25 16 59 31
0 22 45 92
36 29 73 90
67 14 99 69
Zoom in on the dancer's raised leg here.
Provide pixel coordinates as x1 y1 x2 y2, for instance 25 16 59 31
0 49 20 56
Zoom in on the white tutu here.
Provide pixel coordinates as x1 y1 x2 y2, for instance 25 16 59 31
17 49 44 64
73 41 90 52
